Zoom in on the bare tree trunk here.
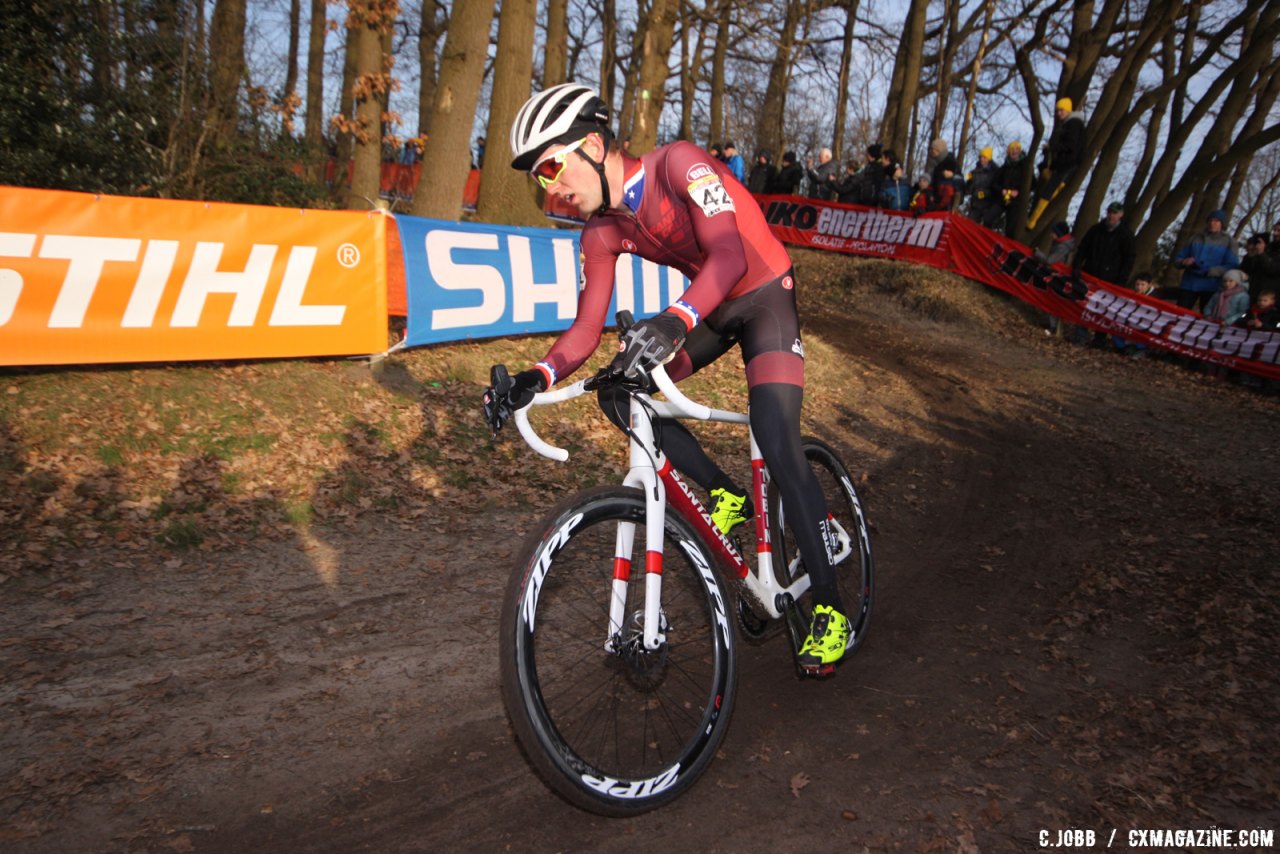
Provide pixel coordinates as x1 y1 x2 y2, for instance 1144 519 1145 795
759 0 806 160
882 0 927 153
331 24 358 205
305 0 327 161
476 0 545 225
208 0 248 148
599 0 617 104
411 0 497 219
929 0 960 144
956 0 993 162
284 0 301 131
543 0 568 87
417 4 444 138
708 0 731 148
628 0 678 154
348 2 392 211
831 0 860 160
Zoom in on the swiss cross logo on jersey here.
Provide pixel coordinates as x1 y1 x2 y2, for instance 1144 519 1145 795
686 165 735 218
622 239 637 253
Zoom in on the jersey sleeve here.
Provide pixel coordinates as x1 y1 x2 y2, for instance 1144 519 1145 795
535 223 618 386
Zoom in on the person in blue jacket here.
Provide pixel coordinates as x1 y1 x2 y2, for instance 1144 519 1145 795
1174 209 1240 313
722 141 746 183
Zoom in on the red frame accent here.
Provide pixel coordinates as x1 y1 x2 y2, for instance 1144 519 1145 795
658 462 752 580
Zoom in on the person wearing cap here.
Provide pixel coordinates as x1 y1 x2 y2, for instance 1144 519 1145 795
1074 202 1137 288
1173 209 1240 312
1027 97 1086 229
488 83 856 673
964 146 1001 228
998 141 1030 236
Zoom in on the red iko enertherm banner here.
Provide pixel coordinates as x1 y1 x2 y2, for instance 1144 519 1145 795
755 194 1279 380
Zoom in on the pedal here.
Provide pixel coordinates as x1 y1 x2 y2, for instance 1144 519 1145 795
798 662 837 679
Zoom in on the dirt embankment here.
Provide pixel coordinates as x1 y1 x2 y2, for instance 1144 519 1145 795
3 253 1277 851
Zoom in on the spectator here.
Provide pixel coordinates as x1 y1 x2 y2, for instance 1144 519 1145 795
1134 270 1176 301
475 136 486 168
1239 233 1280 304
964 146 1001 229
769 150 804 195
1039 221 1075 336
722 141 746 183
1174 209 1240 313
1245 289 1279 330
836 144 886 207
1204 269 1251 326
1073 202 1137 287
930 154 960 211
924 137 949 181
1044 221 1075 266
805 147 839 200
709 143 724 161
1117 271 1171 358
998 141 1030 237
747 150 776 194
929 158 959 212
834 159 862 205
1270 221 1280 263
909 176 932 215
883 159 912 211
1028 98 1086 229
859 143 889 206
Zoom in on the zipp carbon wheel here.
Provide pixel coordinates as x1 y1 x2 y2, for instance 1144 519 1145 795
769 437 874 657
499 485 737 816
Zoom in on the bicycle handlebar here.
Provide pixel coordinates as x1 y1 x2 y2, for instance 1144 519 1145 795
513 363 743 462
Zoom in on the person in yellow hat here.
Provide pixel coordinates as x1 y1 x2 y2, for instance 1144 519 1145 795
1027 97 1086 228
964 145 1001 228
997 140 1030 237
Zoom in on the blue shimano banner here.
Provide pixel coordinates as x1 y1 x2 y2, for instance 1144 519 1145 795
395 215 689 348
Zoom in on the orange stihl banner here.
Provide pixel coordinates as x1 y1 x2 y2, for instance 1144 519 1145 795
0 187 388 366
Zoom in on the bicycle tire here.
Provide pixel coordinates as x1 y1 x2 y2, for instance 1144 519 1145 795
500 484 738 816
768 437 874 656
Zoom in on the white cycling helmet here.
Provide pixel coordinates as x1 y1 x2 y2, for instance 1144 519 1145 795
510 83 611 172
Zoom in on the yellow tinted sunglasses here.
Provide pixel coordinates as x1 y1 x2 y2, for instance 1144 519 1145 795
530 137 588 189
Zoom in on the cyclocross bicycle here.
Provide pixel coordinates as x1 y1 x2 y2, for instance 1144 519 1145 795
495 320 874 816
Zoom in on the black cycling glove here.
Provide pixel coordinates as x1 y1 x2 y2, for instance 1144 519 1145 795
611 311 687 378
483 366 547 435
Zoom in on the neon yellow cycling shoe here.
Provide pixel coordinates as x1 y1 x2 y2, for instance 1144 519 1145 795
709 487 751 535
797 604 850 675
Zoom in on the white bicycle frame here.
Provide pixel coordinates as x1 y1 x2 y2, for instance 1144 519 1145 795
513 365 851 652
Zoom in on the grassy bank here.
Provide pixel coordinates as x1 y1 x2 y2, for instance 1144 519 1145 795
0 251 1026 578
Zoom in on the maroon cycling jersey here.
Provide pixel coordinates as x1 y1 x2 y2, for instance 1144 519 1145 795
534 141 793 386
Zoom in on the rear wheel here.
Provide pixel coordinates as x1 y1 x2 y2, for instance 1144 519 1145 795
769 437 874 657
500 485 737 815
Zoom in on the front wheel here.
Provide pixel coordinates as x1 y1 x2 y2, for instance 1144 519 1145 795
499 485 737 816
769 437 874 658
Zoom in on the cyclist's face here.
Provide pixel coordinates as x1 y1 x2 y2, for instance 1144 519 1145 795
538 134 605 215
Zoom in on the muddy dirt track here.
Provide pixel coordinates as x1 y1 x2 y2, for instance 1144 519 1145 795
3 269 1278 852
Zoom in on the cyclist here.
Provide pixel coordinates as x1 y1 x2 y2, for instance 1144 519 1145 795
484 83 849 672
